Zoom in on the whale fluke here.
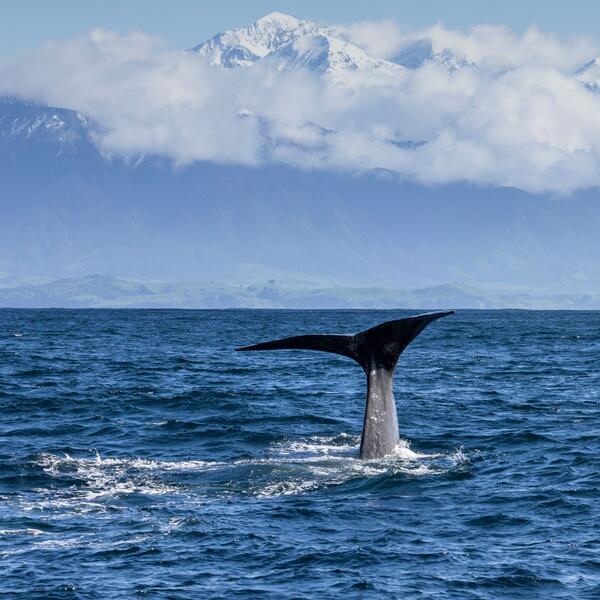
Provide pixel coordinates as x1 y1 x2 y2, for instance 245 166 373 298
237 310 454 459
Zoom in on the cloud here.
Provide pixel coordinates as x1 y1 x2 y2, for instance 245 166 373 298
0 30 266 165
342 20 596 71
1 24 600 193
339 19 405 59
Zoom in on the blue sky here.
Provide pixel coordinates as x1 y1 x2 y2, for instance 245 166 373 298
1 0 600 56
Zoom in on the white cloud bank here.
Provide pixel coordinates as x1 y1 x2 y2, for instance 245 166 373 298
1 22 600 193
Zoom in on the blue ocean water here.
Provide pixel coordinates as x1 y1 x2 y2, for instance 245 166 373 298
0 309 599 599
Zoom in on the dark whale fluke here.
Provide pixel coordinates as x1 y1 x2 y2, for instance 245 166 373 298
236 310 454 459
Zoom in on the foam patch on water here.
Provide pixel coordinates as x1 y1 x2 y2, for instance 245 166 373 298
272 432 358 457
21 452 224 512
20 436 469 509
246 435 469 498
0 528 44 536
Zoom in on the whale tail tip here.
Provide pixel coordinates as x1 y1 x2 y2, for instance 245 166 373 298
236 310 453 370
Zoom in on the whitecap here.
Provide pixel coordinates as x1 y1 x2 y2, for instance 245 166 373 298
0 528 44 536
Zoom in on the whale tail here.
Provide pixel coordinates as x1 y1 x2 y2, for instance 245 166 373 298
236 310 454 459
236 310 453 372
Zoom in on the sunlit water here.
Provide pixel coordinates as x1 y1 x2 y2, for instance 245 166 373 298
0 309 599 598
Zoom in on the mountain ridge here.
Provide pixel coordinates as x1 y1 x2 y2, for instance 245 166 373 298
2 274 600 310
190 11 600 85
190 11 402 82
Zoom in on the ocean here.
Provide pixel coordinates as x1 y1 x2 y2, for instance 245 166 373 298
0 309 599 599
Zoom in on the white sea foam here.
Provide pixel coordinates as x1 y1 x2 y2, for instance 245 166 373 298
24 437 469 507
38 451 223 474
0 528 44 536
249 435 470 497
26 452 221 510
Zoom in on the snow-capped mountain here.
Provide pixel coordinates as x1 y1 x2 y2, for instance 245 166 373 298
576 57 600 92
0 97 90 150
190 12 324 67
266 34 401 79
391 38 476 72
190 12 402 82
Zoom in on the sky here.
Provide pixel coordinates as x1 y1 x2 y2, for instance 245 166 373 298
1 0 600 57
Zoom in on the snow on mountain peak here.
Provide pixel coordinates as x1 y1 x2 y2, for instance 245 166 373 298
576 57 600 92
190 12 402 82
254 12 301 29
189 12 324 68
266 34 402 81
392 38 476 72
0 98 90 149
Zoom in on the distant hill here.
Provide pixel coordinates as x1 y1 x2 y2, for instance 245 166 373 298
1 275 599 309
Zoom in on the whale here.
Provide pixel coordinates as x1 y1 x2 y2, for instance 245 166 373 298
236 310 453 459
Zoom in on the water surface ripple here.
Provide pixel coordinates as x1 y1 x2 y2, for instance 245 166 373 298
0 309 599 598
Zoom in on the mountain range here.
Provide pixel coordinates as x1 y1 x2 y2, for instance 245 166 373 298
2 14 600 307
189 12 482 83
3 275 600 310
191 12 600 86
190 12 403 82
